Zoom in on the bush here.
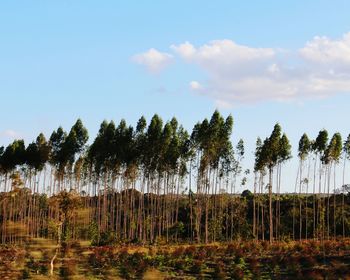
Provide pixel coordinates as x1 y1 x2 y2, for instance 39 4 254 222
59 259 77 280
118 252 148 279
21 269 31 279
212 261 227 279
88 247 112 272
189 259 204 275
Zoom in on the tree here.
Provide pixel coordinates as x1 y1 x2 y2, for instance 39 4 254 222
313 129 328 240
49 127 67 193
253 137 263 240
266 124 281 243
1 112 350 246
324 133 342 238
297 133 310 240
276 133 291 240
342 134 350 237
0 139 26 243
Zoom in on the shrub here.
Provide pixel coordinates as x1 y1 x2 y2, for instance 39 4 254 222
171 246 184 258
248 257 260 275
21 269 31 279
88 247 112 272
302 270 324 280
59 259 77 280
184 246 196 258
189 259 204 275
118 252 148 279
211 261 227 279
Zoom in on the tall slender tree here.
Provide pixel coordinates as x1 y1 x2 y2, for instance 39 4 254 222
342 134 350 237
314 129 328 240
297 133 310 240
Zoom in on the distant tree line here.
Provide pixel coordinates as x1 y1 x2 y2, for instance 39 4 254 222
0 111 350 244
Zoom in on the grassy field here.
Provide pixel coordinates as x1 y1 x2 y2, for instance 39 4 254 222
1 239 350 279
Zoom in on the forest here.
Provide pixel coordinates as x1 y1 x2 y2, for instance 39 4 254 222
1 111 350 278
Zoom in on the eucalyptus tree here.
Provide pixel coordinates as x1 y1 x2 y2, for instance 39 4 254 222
49 127 67 193
156 117 189 241
175 128 192 240
109 119 136 240
0 146 4 190
342 134 350 237
313 129 328 239
0 139 26 242
216 115 234 241
297 133 310 240
89 120 116 176
47 121 88 244
323 133 342 238
73 156 85 194
25 142 38 189
142 114 163 241
189 111 234 243
162 118 190 241
227 139 244 239
88 120 116 238
253 137 263 239
26 133 50 192
25 133 50 238
36 133 51 188
63 119 89 190
233 139 244 194
264 123 282 243
206 111 234 242
0 140 26 191
255 123 290 242
276 133 291 240
49 120 88 194
134 116 147 241
192 114 213 243
310 138 317 238
190 120 204 242
257 137 272 240
156 120 173 240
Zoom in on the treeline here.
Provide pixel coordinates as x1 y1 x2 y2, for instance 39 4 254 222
0 111 349 244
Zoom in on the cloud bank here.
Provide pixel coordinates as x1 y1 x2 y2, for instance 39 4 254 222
134 32 350 106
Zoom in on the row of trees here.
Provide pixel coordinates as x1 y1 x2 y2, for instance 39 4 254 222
294 130 349 241
0 111 349 244
253 125 350 243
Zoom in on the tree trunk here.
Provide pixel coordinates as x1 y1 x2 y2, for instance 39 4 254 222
269 168 273 243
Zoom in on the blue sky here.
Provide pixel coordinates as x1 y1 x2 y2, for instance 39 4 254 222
1 1 350 192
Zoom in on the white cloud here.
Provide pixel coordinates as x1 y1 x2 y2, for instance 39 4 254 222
189 81 202 90
171 41 196 59
267 63 280 74
300 33 350 65
172 40 274 62
135 32 350 106
132 48 173 74
172 40 275 78
0 130 21 141
2 130 19 137
180 35 350 106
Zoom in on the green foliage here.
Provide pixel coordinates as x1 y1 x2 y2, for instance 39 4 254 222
344 134 350 159
118 252 148 279
314 129 328 154
2 112 350 249
88 221 99 245
0 139 26 173
98 230 117 246
298 133 310 160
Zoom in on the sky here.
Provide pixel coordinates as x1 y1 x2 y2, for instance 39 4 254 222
1 1 350 192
